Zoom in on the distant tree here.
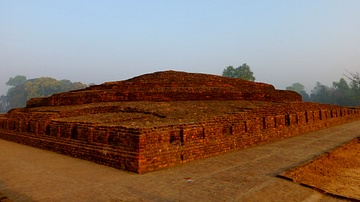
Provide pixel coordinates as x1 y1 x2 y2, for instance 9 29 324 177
286 82 305 93
304 71 360 106
3 75 88 111
344 71 360 106
72 82 88 90
286 82 309 101
222 63 255 81
24 77 62 99
332 78 350 106
0 95 9 113
333 78 349 91
6 85 27 109
310 82 333 104
349 80 360 106
299 91 310 102
344 70 360 85
222 66 237 78
58 79 73 91
6 75 26 86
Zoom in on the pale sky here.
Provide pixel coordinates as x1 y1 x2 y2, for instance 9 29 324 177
1 0 360 95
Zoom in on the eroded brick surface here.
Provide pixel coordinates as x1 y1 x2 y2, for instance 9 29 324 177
0 71 359 173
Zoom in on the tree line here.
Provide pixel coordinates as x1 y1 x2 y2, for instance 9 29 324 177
0 75 87 112
223 64 360 106
287 77 360 106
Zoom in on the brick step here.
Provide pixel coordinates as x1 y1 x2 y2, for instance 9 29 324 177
1 130 136 154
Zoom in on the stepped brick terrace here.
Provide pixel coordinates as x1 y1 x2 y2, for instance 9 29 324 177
0 70 359 174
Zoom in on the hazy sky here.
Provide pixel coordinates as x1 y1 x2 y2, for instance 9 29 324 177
1 0 360 95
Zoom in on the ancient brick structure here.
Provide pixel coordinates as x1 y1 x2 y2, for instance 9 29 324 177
0 71 359 173
26 70 301 107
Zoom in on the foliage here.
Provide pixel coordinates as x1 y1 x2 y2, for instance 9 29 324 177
310 82 334 104
284 71 360 106
286 82 305 93
222 63 255 81
286 82 309 101
299 91 310 102
332 78 350 106
0 76 87 112
0 95 9 113
309 77 360 106
6 75 27 86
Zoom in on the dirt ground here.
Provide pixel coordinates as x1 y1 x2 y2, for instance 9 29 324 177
280 137 360 201
1 121 360 201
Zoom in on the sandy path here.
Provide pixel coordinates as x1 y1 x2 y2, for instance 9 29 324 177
1 121 360 201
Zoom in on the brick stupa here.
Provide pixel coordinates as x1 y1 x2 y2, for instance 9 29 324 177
0 71 359 173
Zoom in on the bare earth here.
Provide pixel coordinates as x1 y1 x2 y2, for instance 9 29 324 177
1 121 360 201
280 137 360 201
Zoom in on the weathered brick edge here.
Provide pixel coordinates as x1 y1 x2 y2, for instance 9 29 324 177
1 107 359 174
0 129 140 173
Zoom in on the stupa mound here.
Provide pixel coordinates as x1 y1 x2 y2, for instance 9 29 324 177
0 71 359 173
26 70 301 107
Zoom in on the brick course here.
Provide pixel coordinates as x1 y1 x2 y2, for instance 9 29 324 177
0 71 359 173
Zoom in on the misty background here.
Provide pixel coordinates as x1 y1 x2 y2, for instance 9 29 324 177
1 0 359 96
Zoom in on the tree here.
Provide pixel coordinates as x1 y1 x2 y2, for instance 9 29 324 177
222 63 255 81
286 82 309 101
6 75 26 86
6 85 27 109
333 78 349 91
310 82 333 104
344 70 360 85
308 77 360 106
344 71 360 106
222 66 236 78
286 82 305 93
332 78 350 106
3 75 88 111
23 77 64 99
0 95 9 113
301 71 360 106
299 91 310 102
71 82 88 90
349 80 360 106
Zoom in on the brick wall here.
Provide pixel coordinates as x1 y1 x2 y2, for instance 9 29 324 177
1 71 359 173
1 102 359 174
137 106 360 173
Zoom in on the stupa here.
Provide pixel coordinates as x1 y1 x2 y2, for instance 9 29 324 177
0 71 359 173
